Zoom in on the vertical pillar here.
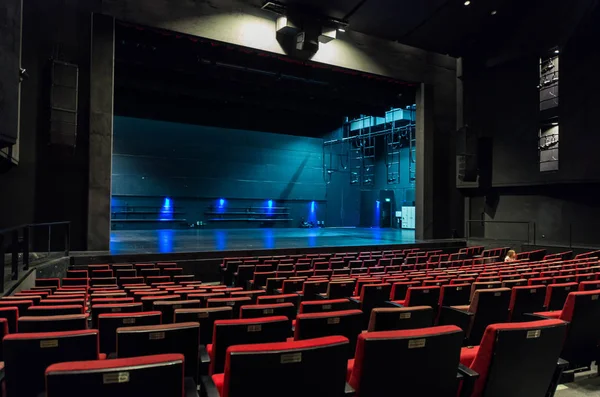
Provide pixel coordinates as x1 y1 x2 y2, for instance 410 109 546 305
415 83 434 240
87 13 114 251
457 57 469 238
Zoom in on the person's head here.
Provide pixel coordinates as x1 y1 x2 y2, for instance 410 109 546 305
507 250 516 259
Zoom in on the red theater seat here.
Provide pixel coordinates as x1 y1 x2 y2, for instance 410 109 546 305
0 306 19 333
117 322 200 382
460 320 567 397
534 290 600 370
18 314 88 333
294 309 362 358
174 307 233 346
91 302 143 328
153 299 200 323
209 316 289 375
4 329 101 397
508 286 546 322
98 311 162 355
367 306 434 332
348 326 467 397
544 283 578 311
204 336 349 397
46 354 186 397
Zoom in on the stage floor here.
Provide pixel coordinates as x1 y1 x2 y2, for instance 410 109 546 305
109 228 417 254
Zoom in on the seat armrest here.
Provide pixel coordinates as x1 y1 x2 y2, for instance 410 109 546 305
184 377 200 397
439 306 473 335
348 298 361 308
547 358 569 397
385 301 404 308
457 363 479 397
200 375 219 397
521 313 562 322
199 345 211 376
344 382 356 396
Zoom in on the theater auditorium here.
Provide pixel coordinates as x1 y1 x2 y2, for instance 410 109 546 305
1 0 599 396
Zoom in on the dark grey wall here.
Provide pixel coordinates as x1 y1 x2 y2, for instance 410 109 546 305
112 116 326 227
0 0 100 250
0 0 21 145
463 8 600 246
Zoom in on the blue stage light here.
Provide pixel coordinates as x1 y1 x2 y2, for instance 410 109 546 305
311 201 316 213
267 200 273 208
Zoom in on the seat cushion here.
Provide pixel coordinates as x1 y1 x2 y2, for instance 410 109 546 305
347 359 355 382
460 346 479 366
391 300 406 306
533 311 562 319
451 305 470 311
212 373 224 396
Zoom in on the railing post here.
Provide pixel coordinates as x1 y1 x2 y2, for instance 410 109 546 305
11 230 19 281
23 226 30 271
569 224 572 249
48 224 52 254
533 223 537 246
65 222 70 256
0 234 5 293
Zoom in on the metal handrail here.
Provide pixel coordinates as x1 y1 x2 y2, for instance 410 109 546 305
0 221 70 293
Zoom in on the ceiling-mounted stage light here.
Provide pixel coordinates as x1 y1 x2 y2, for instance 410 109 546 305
276 16 298 35
464 1 471 5
319 27 337 44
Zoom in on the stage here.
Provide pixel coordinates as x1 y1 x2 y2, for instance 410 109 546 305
109 227 419 255
69 227 465 281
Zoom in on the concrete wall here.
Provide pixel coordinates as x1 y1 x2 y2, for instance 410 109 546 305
112 116 326 228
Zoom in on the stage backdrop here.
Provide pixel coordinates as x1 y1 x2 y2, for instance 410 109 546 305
111 116 326 229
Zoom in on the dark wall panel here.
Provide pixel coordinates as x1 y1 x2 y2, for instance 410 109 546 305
112 117 325 201
112 116 326 228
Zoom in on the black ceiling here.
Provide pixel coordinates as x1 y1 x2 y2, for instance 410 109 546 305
114 23 416 137
243 0 598 58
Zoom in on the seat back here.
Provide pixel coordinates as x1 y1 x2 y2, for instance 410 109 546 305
299 299 351 314
4 330 99 397
508 286 546 322
91 303 143 328
222 336 349 397
326 280 356 299
211 316 289 374
470 320 567 397
559 291 600 368
468 288 511 344
98 311 162 355
545 283 578 311
117 322 200 381
302 280 329 300
439 284 471 307
207 297 252 318
0 300 34 316
174 307 233 346
579 280 600 291
0 307 19 333
18 314 88 333
152 300 200 324
45 354 185 397
294 309 362 358
0 318 8 360
349 326 464 397
367 306 434 332
404 286 441 311
257 294 300 315
240 303 295 327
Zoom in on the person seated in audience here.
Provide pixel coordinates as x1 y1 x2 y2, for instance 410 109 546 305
504 250 517 262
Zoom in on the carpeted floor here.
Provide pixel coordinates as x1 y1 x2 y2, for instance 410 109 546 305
556 377 600 396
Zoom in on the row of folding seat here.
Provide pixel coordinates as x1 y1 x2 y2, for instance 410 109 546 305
6 317 569 397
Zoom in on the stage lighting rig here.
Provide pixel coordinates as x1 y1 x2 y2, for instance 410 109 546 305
262 1 349 52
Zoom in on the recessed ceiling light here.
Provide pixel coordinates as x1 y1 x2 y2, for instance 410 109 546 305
464 1 471 5
491 10 497 15
338 28 346 32
554 49 560 54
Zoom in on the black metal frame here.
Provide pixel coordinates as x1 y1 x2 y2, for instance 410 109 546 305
0 221 70 293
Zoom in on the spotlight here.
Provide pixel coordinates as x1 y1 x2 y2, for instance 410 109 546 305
464 1 471 6
552 122 559 126
554 49 560 54
338 28 345 32
491 10 497 15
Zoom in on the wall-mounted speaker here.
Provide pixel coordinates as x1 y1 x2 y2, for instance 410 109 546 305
49 60 78 147
456 126 478 182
